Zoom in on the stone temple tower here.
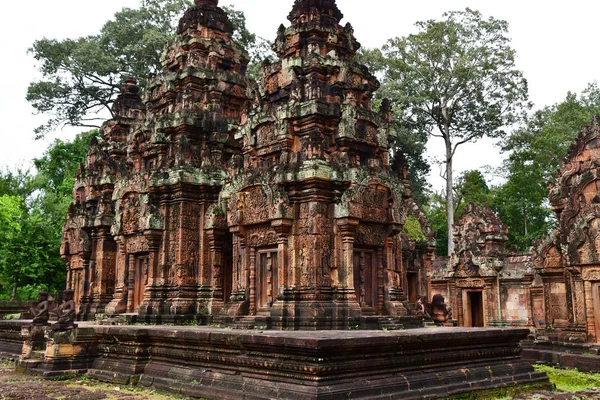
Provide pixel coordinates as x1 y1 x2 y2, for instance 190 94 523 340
219 0 408 329
62 0 416 328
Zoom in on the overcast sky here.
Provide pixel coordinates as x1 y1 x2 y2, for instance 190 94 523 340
1 0 599 190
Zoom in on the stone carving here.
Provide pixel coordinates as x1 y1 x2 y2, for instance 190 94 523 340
30 291 50 326
58 0 427 329
431 294 453 324
533 115 600 342
53 289 77 331
582 269 600 281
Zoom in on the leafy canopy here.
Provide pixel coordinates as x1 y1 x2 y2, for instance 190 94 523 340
0 131 95 299
27 1 271 138
381 8 529 146
379 8 529 254
496 82 600 250
356 48 431 207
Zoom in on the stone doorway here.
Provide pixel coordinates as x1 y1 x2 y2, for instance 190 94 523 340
133 256 149 311
353 250 377 310
593 282 600 343
464 291 484 327
257 249 278 312
407 272 419 303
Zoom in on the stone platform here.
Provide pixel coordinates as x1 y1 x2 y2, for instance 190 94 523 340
0 321 549 399
522 337 600 373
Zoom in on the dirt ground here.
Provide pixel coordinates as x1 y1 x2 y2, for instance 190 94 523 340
0 364 189 400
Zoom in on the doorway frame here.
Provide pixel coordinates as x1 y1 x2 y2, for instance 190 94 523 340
462 289 486 327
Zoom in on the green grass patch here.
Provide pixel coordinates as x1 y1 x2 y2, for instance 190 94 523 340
534 364 600 392
446 382 551 400
2 313 21 320
0 361 15 368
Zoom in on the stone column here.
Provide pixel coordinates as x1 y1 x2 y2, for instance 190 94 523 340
336 218 359 301
272 219 292 296
127 253 135 313
249 247 257 315
206 228 226 311
376 248 385 314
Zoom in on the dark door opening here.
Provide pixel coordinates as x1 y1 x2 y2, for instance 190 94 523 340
468 291 484 327
407 273 419 303
257 250 278 311
353 250 377 309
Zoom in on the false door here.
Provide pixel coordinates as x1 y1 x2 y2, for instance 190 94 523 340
257 250 278 311
133 256 149 310
353 250 377 310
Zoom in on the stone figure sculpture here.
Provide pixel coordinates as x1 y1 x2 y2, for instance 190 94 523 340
53 289 77 331
431 294 453 324
30 291 50 326
411 296 430 319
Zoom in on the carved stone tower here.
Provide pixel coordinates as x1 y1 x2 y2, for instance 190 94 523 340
220 0 407 328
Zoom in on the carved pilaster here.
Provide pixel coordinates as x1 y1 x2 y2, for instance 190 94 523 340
272 219 292 293
336 218 359 301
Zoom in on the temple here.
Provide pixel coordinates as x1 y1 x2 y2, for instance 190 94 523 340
60 0 423 329
0 1 562 396
532 116 600 343
429 203 540 328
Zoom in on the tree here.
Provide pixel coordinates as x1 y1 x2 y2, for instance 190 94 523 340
356 48 431 207
497 83 600 250
425 169 494 255
0 132 94 299
27 1 267 138
34 130 98 197
380 9 529 255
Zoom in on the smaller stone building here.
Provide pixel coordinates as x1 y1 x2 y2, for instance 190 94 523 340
429 203 536 327
533 116 600 343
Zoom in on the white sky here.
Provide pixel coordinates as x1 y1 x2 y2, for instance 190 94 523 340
1 0 599 190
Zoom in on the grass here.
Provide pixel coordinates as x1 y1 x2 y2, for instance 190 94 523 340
447 365 600 399
65 377 193 399
446 382 550 400
534 364 600 392
1 314 21 320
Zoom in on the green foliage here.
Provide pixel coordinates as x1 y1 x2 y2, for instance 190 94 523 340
402 215 426 241
424 192 449 256
34 130 97 197
357 48 431 207
425 170 493 255
0 132 94 299
378 8 529 254
28 0 192 138
454 170 494 217
534 364 600 392
27 1 267 138
381 8 529 144
497 83 600 250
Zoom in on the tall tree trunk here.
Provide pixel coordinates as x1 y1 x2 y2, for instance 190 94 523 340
11 271 19 301
446 138 454 256
523 207 528 237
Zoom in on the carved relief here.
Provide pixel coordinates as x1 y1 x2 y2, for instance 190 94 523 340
456 279 485 288
241 186 269 225
246 227 278 248
120 194 141 235
582 269 600 281
355 224 387 246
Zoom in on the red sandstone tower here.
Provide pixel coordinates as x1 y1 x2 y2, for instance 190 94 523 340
61 0 423 328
